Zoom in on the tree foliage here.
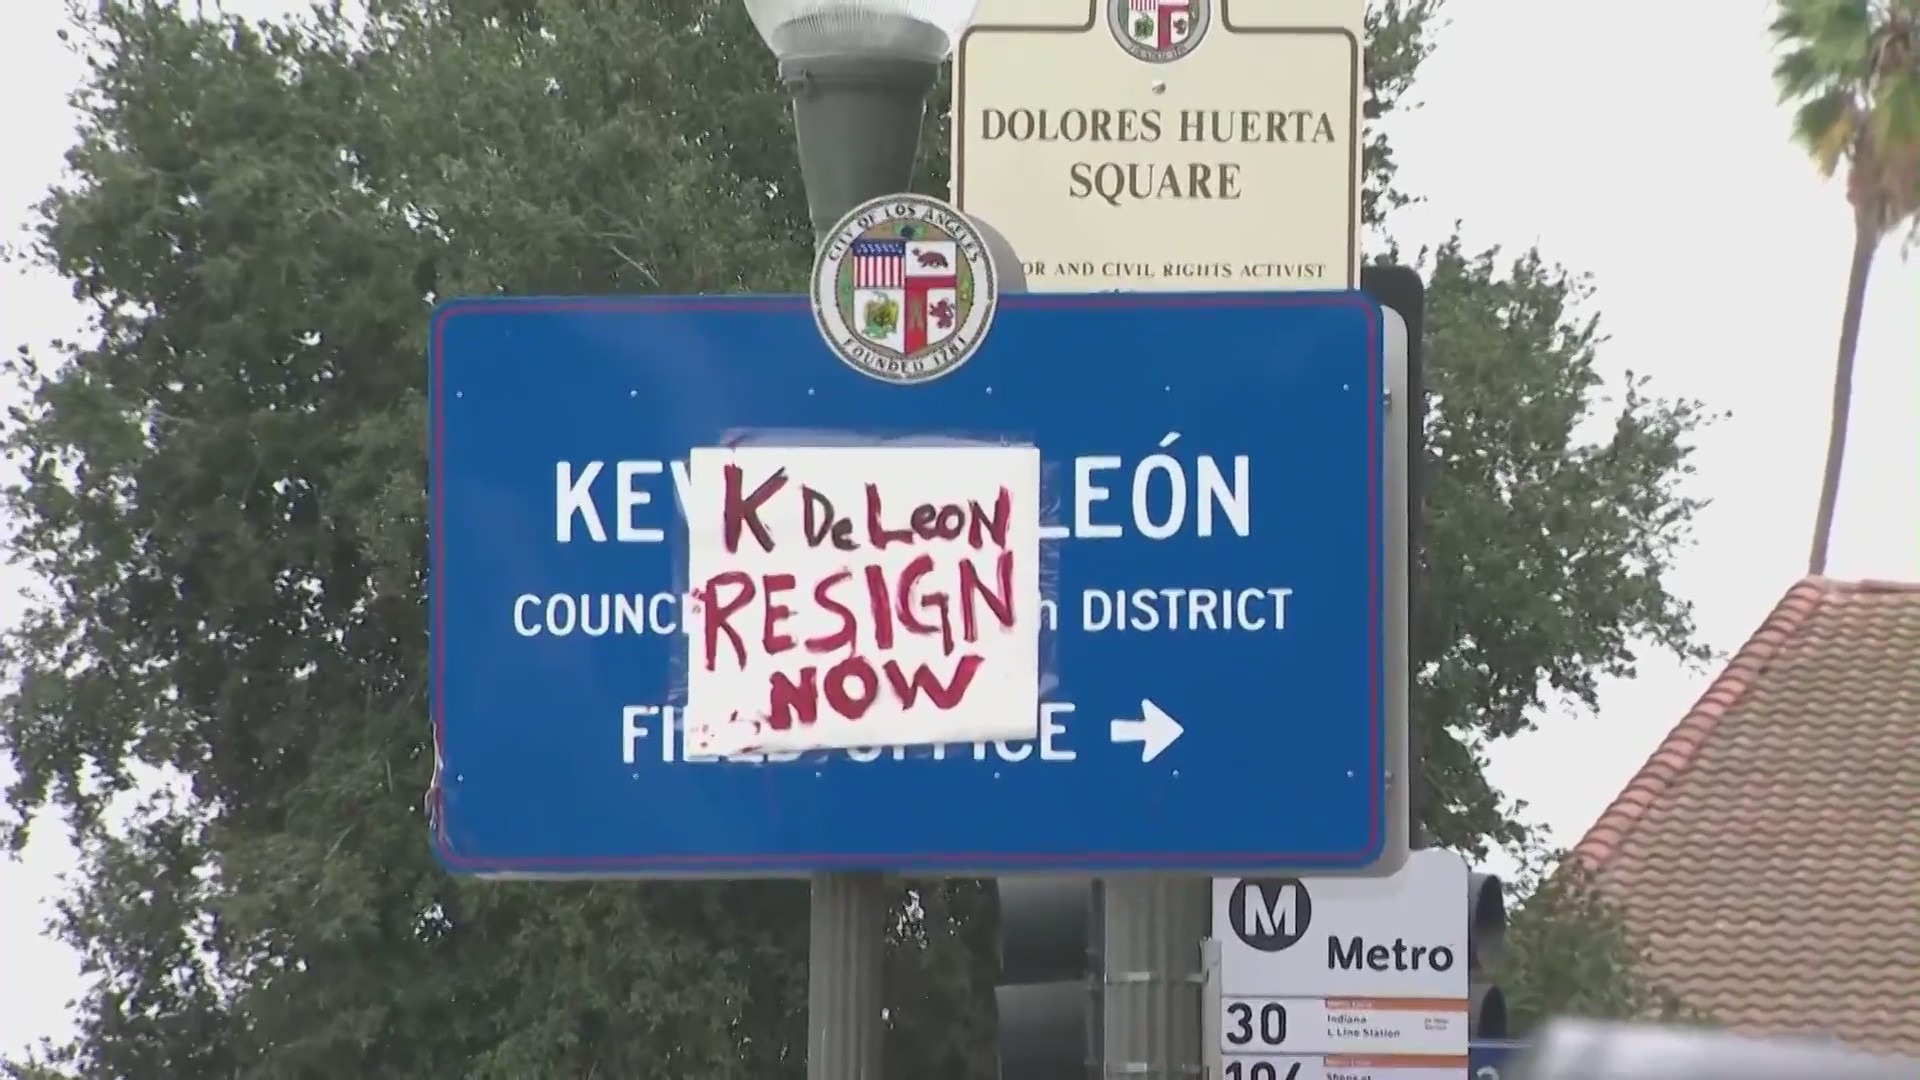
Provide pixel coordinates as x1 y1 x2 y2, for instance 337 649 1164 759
1768 0 1920 573
1495 854 1706 1034
1413 238 1711 853
3 0 1707 1074
1772 0 1920 235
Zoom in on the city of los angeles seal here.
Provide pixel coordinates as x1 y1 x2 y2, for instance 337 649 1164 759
1109 0 1210 63
811 193 998 385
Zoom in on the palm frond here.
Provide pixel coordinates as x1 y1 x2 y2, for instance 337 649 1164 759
1796 89 1859 173
1770 0 1920 219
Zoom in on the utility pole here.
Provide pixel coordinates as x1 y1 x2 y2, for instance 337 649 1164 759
951 5 1383 1072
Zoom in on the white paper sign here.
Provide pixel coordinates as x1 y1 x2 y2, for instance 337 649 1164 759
683 445 1042 756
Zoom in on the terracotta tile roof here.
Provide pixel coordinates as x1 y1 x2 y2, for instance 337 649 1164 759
1571 576 1920 1056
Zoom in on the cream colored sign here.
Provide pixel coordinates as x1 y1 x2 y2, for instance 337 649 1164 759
953 0 1363 292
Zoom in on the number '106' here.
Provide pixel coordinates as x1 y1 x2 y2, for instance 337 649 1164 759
1225 1063 1302 1080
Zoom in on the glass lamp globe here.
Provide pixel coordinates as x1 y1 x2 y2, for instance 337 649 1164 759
744 0 981 63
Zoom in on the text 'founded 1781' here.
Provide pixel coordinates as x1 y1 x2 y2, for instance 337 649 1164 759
682 445 1043 757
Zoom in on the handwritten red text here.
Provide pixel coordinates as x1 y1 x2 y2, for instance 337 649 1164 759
697 466 1019 738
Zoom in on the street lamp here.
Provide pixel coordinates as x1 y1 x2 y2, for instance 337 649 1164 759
744 0 980 240
741 5 980 1079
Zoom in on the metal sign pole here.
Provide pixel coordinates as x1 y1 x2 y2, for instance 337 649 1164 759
1104 876 1211 1078
807 871 889 1080
1201 937 1224 1080
945 6 1383 1071
778 42 944 1080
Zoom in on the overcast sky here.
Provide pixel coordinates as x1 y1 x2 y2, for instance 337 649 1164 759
2 0 1914 1057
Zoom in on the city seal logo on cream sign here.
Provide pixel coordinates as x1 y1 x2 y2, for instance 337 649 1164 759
1109 0 1210 63
811 193 999 385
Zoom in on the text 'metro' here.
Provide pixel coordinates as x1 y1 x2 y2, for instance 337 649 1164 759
682 445 1043 757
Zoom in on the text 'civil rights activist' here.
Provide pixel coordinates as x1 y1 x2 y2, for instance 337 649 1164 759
682 445 1042 757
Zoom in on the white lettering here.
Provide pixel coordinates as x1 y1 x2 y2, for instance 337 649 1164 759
1196 453 1250 537
554 459 686 542
622 702 1098 765
1079 587 1291 631
975 702 1077 760
1074 455 1124 538
546 594 577 635
1046 445 1252 539
556 461 604 542
549 586 1281 641
1039 703 1076 761
992 737 1033 762
1083 589 1111 631
623 705 653 764
565 453 1246 542
1247 882 1301 938
513 593 684 637
514 595 542 636
1189 589 1217 627
615 460 664 542
1131 433 1188 539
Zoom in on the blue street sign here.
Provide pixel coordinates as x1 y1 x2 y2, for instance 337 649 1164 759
429 293 1395 876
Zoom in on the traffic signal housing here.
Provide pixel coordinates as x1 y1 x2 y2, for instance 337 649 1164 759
994 876 1102 1080
1359 264 1429 842
1468 870 1510 1039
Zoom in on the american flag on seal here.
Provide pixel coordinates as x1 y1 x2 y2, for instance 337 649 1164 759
846 238 960 355
853 240 905 289
1127 0 1194 50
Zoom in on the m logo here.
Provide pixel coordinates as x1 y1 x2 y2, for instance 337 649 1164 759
1227 877 1311 952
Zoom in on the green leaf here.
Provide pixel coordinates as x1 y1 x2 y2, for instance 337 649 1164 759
1769 0 1920 228
1495 851 1713 1032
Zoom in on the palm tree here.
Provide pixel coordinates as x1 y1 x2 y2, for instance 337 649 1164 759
1769 0 1920 575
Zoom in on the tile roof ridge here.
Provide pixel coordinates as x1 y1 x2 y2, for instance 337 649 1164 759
1569 574 1836 874
1818 576 1920 594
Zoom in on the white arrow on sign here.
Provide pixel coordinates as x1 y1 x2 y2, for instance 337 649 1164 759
1110 699 1184 763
